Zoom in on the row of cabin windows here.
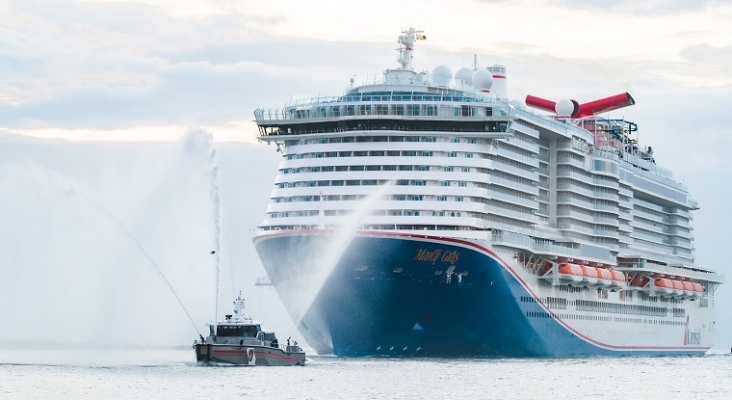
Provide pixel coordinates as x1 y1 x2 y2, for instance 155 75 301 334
272 194 466 203
520 296 685 318
258 224 473 231
280 165 474 175
269 211 464 218
276 180 470 190
284 136 483 146
285 151 476 160
526 312 685 326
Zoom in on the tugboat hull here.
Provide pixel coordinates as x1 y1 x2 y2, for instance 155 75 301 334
194 343 306 366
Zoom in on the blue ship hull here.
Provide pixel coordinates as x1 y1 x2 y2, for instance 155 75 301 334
254 231 706 357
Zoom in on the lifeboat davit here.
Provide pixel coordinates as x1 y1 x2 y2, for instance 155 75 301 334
653 278 675 296
609 270 625 289
581 265 598 286
595 268 613 287
629 274 649 289
556 263 584 283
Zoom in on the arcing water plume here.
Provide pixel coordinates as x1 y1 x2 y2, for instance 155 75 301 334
45 166 202 337
287 180 394 325
184 129 223 320
0 134 222 347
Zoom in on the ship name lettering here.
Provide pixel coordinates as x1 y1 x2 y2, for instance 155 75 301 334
441 250 460 264
414 249 442 265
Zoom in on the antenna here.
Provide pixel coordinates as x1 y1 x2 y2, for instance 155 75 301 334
472 54 480 71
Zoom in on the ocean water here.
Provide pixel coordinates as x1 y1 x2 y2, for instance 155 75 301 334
1 348 731 399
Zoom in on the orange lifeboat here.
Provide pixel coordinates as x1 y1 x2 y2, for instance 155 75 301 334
671 280 685 297
556 263 584 283
581 266 599 285
653 278 675 296
681 281 696 298
692 282 704 293
609 270 625 288
595 268 613 287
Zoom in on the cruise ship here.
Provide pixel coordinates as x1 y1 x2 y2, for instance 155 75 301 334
252 28 724 357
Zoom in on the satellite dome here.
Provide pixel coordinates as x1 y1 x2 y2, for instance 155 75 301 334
455 67 473 85
432 65 453 86
472 69 493 91
555 98 578 117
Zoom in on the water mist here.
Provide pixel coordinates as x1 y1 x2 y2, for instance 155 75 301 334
278 181 394 326
0 134 221 347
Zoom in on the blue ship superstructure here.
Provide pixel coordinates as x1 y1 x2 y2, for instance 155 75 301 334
252 28 723 357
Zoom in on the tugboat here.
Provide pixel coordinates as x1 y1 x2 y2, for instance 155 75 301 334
193 291 306 366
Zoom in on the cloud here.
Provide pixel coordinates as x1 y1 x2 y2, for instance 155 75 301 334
558 0 732 13
681 44 732 65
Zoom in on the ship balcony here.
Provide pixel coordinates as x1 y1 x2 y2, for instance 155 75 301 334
666 208 690 218
279 154 493 170
592 177 620 189
494 145 540 167
557 208 594 224
593 216 620 227
273 170 491 187
593 227 619 238
592 190 619 201
618 221 633 233
285 140 499 155
666 216 690 228
556 222 595 236
668 226 692 237
618 186 633 197
483 204 539 223
556 195 595 211
498 136 540 154
556 168 593 184
615 262 723 284
593 202 619 213
491 230 581 257
489 190 539 209
618 199 633 210
618 209 633 221
556 155 586 169
488 175 539 196
631 218 667 234
629 229 669 246
557 181 594 198
510 105 591 139
491 161 537 181
669 237 693 249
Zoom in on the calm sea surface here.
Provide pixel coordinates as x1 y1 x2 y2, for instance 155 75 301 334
1 348 731 399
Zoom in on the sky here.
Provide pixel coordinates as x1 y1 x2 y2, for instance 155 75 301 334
1 0 731 349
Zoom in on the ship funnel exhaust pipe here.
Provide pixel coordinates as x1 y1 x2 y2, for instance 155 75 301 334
525 92 635 118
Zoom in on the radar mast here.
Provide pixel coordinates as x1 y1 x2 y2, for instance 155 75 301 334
396 27 426 70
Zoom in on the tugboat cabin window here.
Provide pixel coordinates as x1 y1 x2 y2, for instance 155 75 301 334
216 325 260 337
